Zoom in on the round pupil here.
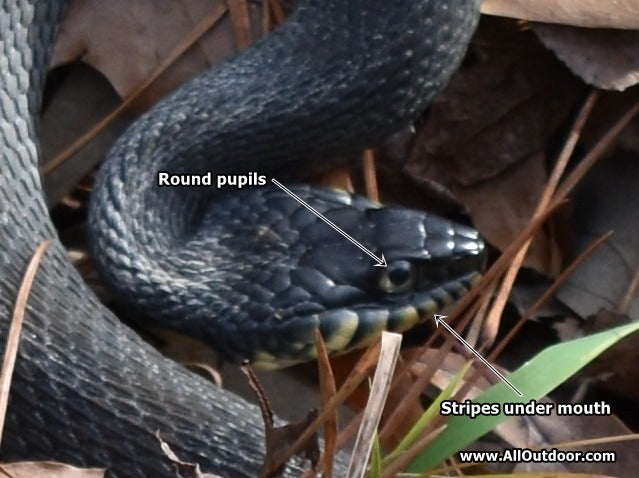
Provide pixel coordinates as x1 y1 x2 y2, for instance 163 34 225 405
388 263 411 286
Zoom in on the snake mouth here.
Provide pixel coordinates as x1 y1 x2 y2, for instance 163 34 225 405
251 271 480 369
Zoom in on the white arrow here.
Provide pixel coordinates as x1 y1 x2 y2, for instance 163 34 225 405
434 314 523 397
271 179 387 267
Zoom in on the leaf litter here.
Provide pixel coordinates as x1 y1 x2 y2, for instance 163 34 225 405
38 1 639 476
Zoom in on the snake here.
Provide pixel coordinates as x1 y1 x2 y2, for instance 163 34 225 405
0 0 482 476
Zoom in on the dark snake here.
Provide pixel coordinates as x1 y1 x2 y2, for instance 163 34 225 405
0 0 482 476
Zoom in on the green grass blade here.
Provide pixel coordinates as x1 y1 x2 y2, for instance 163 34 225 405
407 322 639 472
369 432 382 478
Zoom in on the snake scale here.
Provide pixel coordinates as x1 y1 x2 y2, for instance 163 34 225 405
0 0 481 476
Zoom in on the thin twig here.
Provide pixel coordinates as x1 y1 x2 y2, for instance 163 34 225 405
377 342 452 444
0 463 18 478
449 231 614 411
552 433 639 449
483 90 598 345
269 340 382 472
267 0 287 24
379 424 447 478
555 98 639 202
315 330 337 478
228 0 253 49
0 240 51 448
619 266 639 315
362 149 379 202
490 231 613 361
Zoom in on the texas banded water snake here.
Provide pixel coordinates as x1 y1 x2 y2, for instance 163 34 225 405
0 0 481 475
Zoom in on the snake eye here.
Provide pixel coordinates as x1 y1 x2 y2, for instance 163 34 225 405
379 260 415 294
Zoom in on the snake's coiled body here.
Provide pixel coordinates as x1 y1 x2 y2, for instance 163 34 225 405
0 1 480 476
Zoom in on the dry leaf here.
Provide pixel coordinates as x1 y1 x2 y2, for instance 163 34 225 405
42 63 131 205
261 411 320 478
579 90 639 159
456 152 562 274
406 17 583 185
52 0 262 109
557 153 639 320
535 24 639 91
0 462 105 478
44 0 275 205
378 17 582 272
578 310 639 401
482 0 639 29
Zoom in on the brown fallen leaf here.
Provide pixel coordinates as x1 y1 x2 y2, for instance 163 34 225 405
535 24 639 91
228 0 254 49
45 0 288 206
44 1 235 205
557 153 639 321
577 310 639 401
51 0 262 109
380 17 581 273
482 0 639 29
579 90 639 161
42 63 131 206
0 461 104 478
456 152 561 275
401 16 584 186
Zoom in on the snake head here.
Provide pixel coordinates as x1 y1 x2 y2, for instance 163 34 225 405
210 185 485 368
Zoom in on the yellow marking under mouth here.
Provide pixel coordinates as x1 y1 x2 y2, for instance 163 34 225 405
253 350 284 370
323 310 359 352
368 309 390 333
395 305 420 330
420 299 439 316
